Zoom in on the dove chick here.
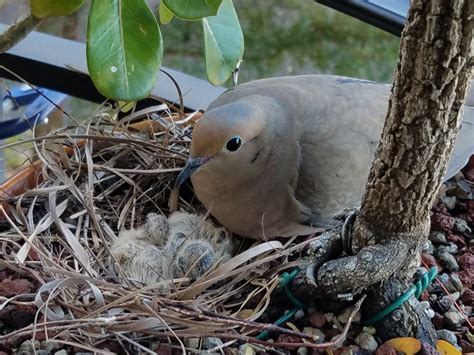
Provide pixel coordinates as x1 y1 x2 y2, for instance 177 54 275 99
110 212 234 287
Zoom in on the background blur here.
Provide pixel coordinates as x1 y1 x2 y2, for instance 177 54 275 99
0 0 400 179
1 0 401 82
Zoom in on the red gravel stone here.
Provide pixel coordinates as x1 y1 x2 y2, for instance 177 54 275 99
465 168 474 181
420 291 430 301
324 328 340 339
467 200 474 212
419 342 439 355
0 278 34 297
422 253 442 272
276 334 301 343
458 253 474 272
459 271 473 288
446 233 466 248
431 312 444 329
462 288 474 305
0 271 8 282
309 310 327 328
432 202 449 215
431 213 454 231
376 343 397 355
28 248 40 261
459 213 474 224
460 339 474 353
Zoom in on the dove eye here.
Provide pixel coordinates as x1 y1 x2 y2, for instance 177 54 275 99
225 136 243 152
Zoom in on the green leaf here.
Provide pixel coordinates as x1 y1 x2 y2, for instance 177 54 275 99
158 1 174 24
163 0 222 20
31 0 84 18
118 101 136 113
87 0 163 101
202 0 243 85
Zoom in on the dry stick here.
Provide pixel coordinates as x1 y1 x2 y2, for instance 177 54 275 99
0 257 45 285
160 303 315 342
419 260 473 331
0 66 81 125
50 283 186 340
82 130 131 287
1 134 188 157
142 301 186 354
0 102 348 351
111 332 157 355
69 161 182 174
40 339 115 355
0 205 63 271
0 105 207 338
434 278 473 331
147 295 366 350
0 316 136 346
68 291 318 344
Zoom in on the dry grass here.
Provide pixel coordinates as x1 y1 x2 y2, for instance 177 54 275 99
0 101 334 353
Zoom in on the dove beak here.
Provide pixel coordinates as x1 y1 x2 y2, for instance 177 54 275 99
175 156 212 187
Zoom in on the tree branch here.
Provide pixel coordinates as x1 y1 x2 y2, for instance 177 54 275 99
0 14 43 53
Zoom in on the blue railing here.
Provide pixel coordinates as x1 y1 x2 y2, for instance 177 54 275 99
0 86 66 139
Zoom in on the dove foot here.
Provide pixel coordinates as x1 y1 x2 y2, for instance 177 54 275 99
301 210 434 343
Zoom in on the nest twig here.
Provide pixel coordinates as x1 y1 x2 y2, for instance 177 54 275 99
0 102 358 352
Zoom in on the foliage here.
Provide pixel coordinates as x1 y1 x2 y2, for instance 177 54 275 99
158 1 174 25
163 0 221 20
30 0 244 101
31 0 84 18
86 0 162 100
161 1 399 85
203 0 243 85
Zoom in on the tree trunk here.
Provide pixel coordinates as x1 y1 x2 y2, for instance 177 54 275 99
354 0 473 250
304 0 473 342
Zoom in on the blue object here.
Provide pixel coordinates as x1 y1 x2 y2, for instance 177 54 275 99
364 266 438 325
256 268 305 340
0 87 67 139
255 266 438 340
5 87 42 107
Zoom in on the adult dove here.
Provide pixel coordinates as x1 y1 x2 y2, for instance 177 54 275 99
176 75 474 239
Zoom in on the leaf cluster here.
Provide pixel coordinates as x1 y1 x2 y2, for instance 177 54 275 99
30 0 244 101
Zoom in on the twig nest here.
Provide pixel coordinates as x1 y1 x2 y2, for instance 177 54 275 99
110 211 234 288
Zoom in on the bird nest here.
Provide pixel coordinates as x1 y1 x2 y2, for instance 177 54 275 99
0 102 341 353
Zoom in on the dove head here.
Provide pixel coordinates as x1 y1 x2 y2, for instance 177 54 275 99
176 95 283 189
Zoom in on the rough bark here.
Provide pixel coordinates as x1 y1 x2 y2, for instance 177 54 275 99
355 0 473 242
0 13 42 53
303 0 473 341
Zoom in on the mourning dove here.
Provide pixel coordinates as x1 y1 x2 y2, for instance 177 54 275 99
176 75 474 239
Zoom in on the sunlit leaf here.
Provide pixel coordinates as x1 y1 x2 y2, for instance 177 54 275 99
118 101 136 113
87 0 163 101
163 0 222 20
158 1 174 24
436 340 461 355
384 337 421 355
202 0 243 85
31 0 84 18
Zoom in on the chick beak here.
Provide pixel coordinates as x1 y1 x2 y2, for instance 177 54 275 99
175 156 210 187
